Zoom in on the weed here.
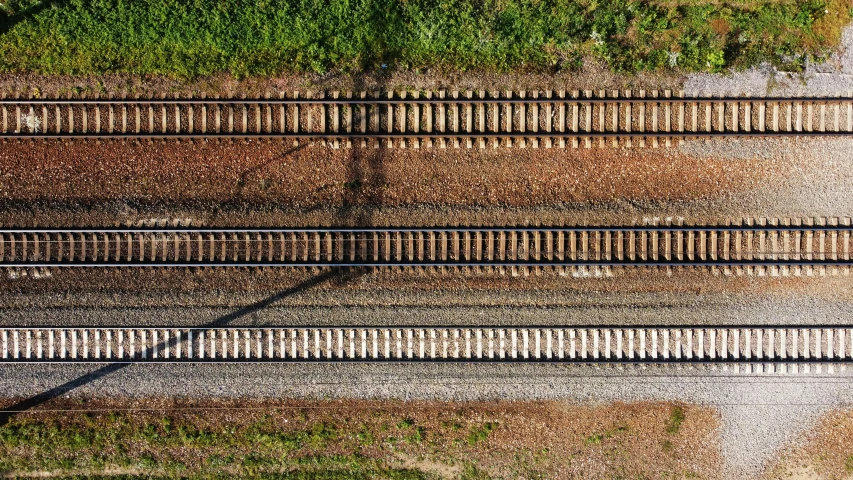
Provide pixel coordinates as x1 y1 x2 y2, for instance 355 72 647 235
207 453 236 467
460 462 491 480
845 454 853 472
666 406 686 434
309 422 337 446
160 417 172 433
344 179 363 190
396 418 415 429
442 420 463 431
405 427 426 444
356 425 375 446
585 433 603 445
139 423 160 441
467 422 496 445
137 452 157 469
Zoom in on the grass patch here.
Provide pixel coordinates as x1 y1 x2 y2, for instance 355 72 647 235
666 405 686 434
0 0 847 78
467 422 497 445
0 400 722 478
0 415 412 477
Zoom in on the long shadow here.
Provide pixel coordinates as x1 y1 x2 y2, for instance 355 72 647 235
337 142 388 227
0 84 393 425
337 69 390 227
330 76 391 290
0 268 339 426
0 0 62 36
232 144 309 200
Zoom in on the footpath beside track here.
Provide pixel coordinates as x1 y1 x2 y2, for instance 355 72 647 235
0 223 851 273
2 326 851 369
3 91 853 146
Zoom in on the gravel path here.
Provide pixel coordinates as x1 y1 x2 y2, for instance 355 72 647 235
0 139 771 213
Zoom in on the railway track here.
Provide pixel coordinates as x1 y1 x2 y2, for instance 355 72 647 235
1 223 852 273
1 326 851 369
3 91 853 146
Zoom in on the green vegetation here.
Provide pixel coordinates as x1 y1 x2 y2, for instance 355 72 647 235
467 422 497 445
0 0 849 78
0 414 428 477
395 417 426 444
0 401 721 478
666 405 686 434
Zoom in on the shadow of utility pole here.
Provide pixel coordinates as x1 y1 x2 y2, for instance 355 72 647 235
0 268 340 426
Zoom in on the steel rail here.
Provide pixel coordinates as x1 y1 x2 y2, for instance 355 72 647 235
1 226 850 233
2 325 851 365
5 94 851 143
3 359 847 365
0 225 849 268
3 97 853 105
3 132 853 140
11 323 850 330
3 261 853 268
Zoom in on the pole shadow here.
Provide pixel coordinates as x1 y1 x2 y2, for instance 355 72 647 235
0 268 340 426
0 82 394 424
232 143 309 200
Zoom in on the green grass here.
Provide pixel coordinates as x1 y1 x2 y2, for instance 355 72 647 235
666 405 686 434
0 0 848 78
467 422 497 445
0 416 424 477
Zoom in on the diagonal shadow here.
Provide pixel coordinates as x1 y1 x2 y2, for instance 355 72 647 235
0 268 340 426
232 143 309 200
0 85 393 425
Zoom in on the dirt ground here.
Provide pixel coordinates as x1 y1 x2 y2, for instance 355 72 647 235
767 409 853 480
0 397 721 479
